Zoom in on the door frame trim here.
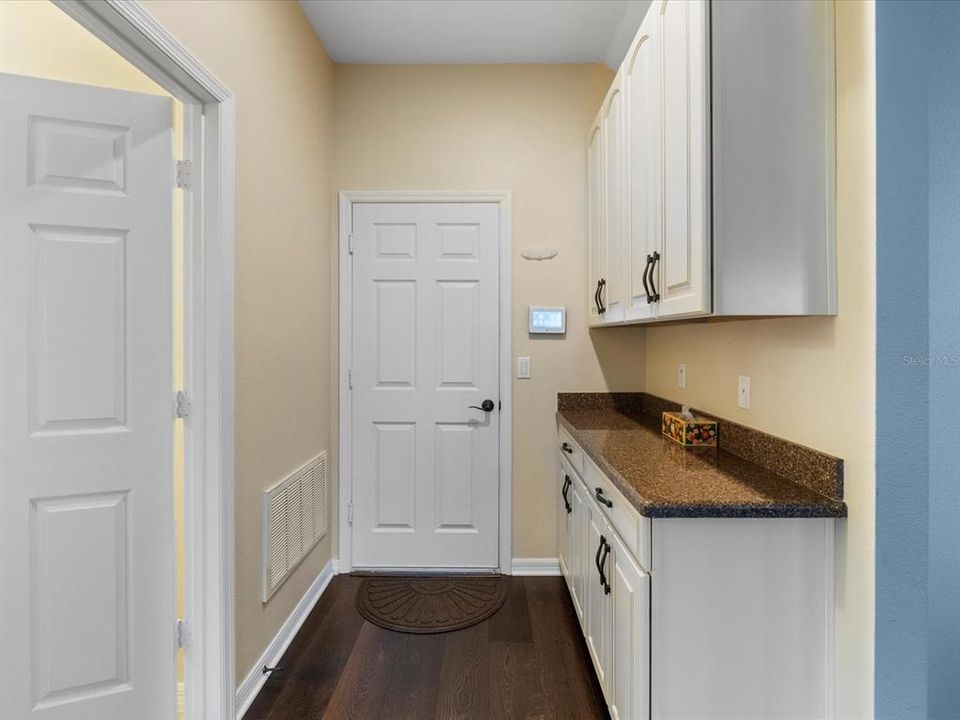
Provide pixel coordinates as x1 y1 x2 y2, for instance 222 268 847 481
337 191 513 575
51 2 236 718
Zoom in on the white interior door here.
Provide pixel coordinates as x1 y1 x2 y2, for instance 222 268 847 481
350 202 500 569
0 74 175 719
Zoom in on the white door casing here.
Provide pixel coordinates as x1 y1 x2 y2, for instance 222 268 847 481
350 202 501 569
0 74 175 719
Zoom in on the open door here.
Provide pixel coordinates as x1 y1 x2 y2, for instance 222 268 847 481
0 73 175 719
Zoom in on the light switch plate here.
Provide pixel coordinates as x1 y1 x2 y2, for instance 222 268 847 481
678 363 687 389
738 375 751 409
517 356 531 379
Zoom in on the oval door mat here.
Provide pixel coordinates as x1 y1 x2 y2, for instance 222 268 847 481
355 575 507 634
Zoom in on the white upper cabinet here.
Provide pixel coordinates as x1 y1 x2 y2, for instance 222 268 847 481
657 0 710 318
601 69 627 324
587 0 837 325
624 11 661 323
587 110 605 326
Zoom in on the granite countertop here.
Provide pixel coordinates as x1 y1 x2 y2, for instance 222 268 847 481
558 394 847 519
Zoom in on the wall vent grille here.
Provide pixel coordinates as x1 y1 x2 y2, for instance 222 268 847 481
262 452 328 601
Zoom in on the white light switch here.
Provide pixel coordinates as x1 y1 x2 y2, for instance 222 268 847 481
517 356 531 379
678 363 687 389
738 375 751 409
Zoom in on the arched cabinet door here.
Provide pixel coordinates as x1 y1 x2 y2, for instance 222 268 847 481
657 0 711 319
624 12 661 324
587 110 606 327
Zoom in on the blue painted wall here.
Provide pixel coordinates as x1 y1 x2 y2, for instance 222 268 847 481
876 2 960 718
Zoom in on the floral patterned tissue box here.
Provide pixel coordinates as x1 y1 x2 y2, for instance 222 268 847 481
662 411 718 447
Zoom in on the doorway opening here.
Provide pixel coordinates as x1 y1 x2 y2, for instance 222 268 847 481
0 1 235 717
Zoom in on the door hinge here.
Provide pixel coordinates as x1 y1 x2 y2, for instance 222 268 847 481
175 159 193 190
174 390 191 419
175 618 191 649
348 369 353 390
348 233 354 255
348 501 354 526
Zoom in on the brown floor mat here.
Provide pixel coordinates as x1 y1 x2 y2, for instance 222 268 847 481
355 575 507 634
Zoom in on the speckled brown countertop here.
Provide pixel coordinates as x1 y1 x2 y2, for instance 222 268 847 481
557 393 846 518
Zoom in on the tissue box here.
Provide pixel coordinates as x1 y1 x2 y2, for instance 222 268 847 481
662 411 718 447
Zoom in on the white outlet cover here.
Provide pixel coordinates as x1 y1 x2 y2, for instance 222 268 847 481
738 375 751 409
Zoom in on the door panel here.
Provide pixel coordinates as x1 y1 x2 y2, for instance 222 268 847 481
569 475 587 625
611 533 651 720
559 465 571 580
352 203 500 568
658 0 711 318
587 115 605 326
602 71 626 324
625 14 661 323
585 498 612 698
1 73 174 720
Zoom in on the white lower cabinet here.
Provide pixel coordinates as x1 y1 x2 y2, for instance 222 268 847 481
610 532 650 720
558 432 834 720
585 495 614 695
559 460 586 623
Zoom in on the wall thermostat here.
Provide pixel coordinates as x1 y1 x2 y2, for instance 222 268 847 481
529 306 566 335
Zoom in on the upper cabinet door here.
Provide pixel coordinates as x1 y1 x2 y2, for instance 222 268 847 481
587 110 606 327
624 11 661 323
601 70 627 324
656 0 711 319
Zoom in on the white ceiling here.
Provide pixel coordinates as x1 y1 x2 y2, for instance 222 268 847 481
298 0 651 69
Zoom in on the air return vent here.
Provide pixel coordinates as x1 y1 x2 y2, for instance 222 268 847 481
262 452 328 601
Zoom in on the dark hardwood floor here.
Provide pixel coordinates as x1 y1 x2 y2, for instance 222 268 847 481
245 575 609 720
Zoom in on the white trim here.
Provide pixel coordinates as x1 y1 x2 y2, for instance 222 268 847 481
50 3 236 719
337 191 512 574
511 558 562 576
235 560 337 720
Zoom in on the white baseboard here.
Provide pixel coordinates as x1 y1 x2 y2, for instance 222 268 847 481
511 557 561 576
236 558 337 719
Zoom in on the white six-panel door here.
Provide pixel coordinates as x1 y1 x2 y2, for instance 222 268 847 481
350 203 500 569
0 74 175 719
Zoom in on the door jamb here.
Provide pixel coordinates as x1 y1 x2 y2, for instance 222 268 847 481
337 191 513 575
51 2 236 718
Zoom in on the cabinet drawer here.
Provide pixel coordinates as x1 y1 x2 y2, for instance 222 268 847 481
585 456 651 572
558 425 584 476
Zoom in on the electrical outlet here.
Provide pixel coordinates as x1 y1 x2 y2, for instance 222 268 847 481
737 375 751 409
678 363 687 389
517 356 531 379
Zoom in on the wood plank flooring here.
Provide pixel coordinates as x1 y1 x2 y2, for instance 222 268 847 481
245 575 608 720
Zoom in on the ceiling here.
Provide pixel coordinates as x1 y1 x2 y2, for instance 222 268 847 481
298 0 651 69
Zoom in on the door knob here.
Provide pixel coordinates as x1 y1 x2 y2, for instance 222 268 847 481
469 399 496 412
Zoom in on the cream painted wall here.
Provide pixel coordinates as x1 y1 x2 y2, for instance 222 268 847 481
139 0 336 678
642 3 876 716
333 64 646 559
